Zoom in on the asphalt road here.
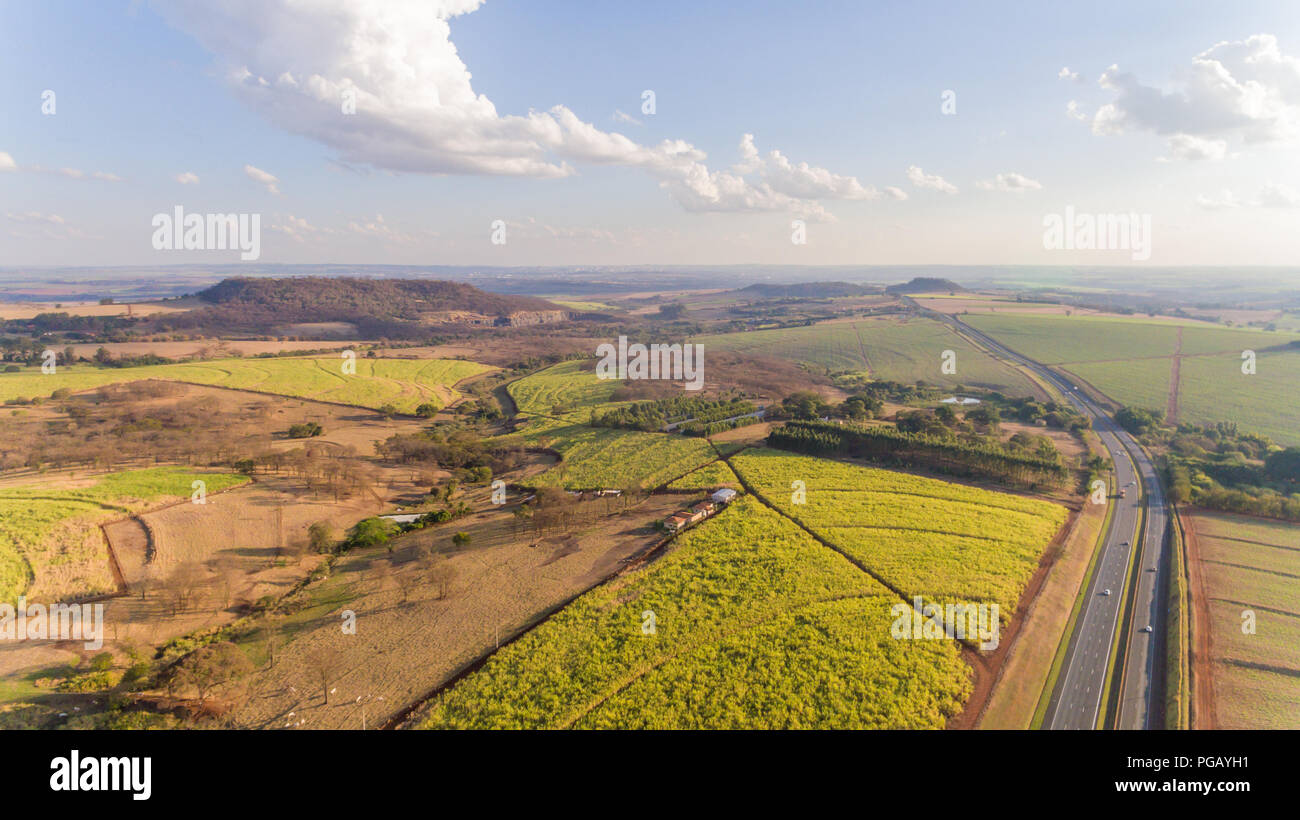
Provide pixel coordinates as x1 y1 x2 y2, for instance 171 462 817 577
925 308 1166 730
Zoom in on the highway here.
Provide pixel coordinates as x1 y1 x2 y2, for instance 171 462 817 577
911 301 1167 730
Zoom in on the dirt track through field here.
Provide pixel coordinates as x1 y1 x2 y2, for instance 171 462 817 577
1181 511 1217 729
1165 327 1183 423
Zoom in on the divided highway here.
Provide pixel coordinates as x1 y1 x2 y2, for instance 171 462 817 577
912 302 1167 730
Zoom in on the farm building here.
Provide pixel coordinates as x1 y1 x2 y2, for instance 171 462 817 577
711 488 738 505
664 513 692 532
690 501 716 516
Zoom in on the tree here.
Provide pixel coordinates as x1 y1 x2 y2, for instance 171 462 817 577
1265 447 1300 483
174 641 253 707
308 520 337 552
428 559 457 600
346 517 398 549
415 402 438 418
451 531 472 548
658 302 687 319
378 403 399 418
303 646 342 705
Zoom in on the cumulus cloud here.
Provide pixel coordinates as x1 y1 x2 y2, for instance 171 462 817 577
906 165 958 194
1194 190 1242 210
152 0 883 219
1259 181 1300 207
0 152 17 172
174 171 200 184
975 172 1042 192
6 211 66 225
244 164 281 194
1194 183 1299 209
1158 133 1228 162
1066 100 1088 121
1058 67 1081 82
1088 34 1300 148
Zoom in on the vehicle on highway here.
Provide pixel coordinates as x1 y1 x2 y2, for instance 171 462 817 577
1141 625 1153 633
1102 588 1111 596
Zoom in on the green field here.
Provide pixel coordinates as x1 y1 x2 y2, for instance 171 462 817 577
1192 511 1300 729
730 449 1068 618
1176 349 1300 445
1067 357 1173 414
520 420 716 490
667 460 740 490
0 356 493 414
696 317 1039 395
419 497 972 729
966 313 1300 444
964 313 1182 364
0 467 250 602
507 360 617 417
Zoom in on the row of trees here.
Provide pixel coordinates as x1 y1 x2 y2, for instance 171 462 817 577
768 421 1069 489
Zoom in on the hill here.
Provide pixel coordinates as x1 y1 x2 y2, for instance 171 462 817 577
734 281 882 299
886 277 967 294
147 277 569 338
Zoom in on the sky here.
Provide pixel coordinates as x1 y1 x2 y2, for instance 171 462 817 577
1 0 1299 269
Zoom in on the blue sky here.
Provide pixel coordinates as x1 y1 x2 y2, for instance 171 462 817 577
2 0 1298 268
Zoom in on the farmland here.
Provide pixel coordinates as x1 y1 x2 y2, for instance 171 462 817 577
0 467 249 602
667 460 740 490
418 497 971 729
965 313 1300 444
506 359 615 417
730 448 1067 617
696 316 1040 395
507 360 719 489
0 356 493 414
520 421 716 490
1185 510 1300 729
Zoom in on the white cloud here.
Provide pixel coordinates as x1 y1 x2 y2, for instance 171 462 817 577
1058 67 1081 82
906 165 958 194
6 211 66 225
1158 133 1228 162
1259 181 1300 207
174 171 200 184
1194 190 1242 210
1087 34 1300 149
0 152 16 172
975 172 1042 192
244 164 281 194
883 186 908 201
26 164 122 181
1066 100 1088 121
1194 184 1299 209
612 109 643 126
153 0 882 220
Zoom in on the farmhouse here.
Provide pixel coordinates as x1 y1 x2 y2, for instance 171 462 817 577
664 513 692 532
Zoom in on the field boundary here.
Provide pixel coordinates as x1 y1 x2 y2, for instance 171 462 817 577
1164 504 1191 729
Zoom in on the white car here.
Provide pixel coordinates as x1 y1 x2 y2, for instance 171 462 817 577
1102 588 1112 596
1141 625 1153 633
